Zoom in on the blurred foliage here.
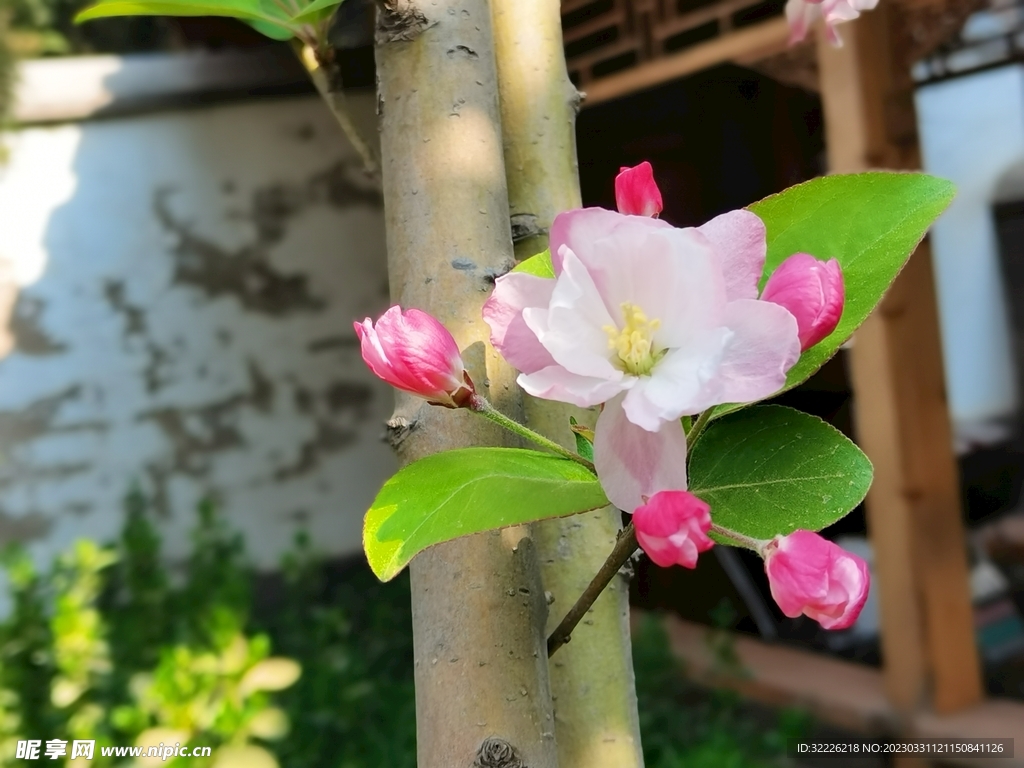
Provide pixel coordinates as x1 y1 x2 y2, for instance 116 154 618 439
0 0 179 136
0 491 807 766
2 0 177 57
0 491 296 767
0 0 179 129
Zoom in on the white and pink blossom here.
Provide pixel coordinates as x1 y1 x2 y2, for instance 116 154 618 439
785 0 879 47
483 207 801 511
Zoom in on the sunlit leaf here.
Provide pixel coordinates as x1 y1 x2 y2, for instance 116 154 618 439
364 448 607 581
511 249 554 278
75 0 297 39
712 172 954 419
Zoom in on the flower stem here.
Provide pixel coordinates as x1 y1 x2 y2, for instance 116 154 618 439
686 410 714 454
548 523 638 657
471 396 596 472
710 523 769 554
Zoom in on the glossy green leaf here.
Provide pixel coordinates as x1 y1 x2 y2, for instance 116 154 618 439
511 249 554 278
246 17 295 39
75 0 296 35
364 448 607 581
688 405 872 541
290 0 342 24
710 173 953 420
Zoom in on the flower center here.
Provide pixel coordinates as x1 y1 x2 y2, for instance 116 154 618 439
604 303 664 376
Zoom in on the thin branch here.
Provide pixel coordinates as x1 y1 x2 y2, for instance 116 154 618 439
547 523 638 657
546 520 771 658
295 43 381 176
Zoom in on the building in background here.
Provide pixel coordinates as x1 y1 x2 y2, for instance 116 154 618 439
0 49 394 569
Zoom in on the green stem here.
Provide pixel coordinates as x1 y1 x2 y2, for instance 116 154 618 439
471 396 596 472
710 523 769 554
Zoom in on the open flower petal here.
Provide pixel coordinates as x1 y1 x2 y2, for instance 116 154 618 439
518 365 628 408
593 395 689 512
785 0 817 44
550 207 671 275
696 210 767 301
714 299 800 404
561 219 728 347
625 328 734 429
483 272 557 375
524 250 621 380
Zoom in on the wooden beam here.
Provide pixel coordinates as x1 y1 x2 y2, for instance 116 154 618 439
579 17 790 106
656 615 1024 768
658 614 895 734
816 8 984 715
562 9 627 44
651 0 773 42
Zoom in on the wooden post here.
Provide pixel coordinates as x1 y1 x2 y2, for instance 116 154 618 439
490 1 645 765
815 6 983 717
373 2 559 765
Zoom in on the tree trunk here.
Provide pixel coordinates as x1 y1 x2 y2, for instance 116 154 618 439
490 2 645 765
373 2 559 766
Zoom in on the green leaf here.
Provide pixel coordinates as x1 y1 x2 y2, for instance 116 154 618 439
688 405 872 541
290 0 342 24
74 0 296 35
511 249 554 278
246 17 295 39
364 448 607 581
712 172 954 420
569 417 594 462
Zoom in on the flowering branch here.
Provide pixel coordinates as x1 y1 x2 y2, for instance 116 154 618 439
547 523 638 657
548 512 772 657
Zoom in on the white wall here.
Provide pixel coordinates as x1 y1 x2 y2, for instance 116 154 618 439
916 65 1024 446
0 81 396 569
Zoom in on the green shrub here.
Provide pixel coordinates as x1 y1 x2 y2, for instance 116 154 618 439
0 491 804 767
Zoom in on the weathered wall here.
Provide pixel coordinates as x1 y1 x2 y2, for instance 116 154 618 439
916 64 1024 448
0 86 395 568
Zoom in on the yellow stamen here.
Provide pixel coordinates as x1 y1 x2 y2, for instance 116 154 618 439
604 303 664 376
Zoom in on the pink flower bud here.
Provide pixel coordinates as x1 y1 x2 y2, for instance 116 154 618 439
354 306 474 408
614 162 663 218
761 253 844 351
763 530 870 630
632 490 714 569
